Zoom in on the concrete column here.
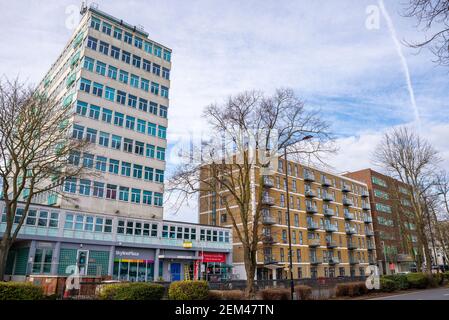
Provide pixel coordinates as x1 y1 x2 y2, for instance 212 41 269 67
27 240 37 275
154 248 160 281
108 245 115 277
50 242 61 275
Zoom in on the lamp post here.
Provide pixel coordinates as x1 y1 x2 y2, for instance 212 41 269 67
283 135 313 300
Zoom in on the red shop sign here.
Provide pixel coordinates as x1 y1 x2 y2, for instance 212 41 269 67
199 252 226 263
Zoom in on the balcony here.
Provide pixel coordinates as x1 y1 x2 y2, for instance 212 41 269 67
363 216 373 224
305 190 316 198
342 184 351 193
321 177 332 187
324 224 338 233
264 256 279 265
347 242 358 250
308 238 321 247
306 206 318 214
262 235 275 244
310 257 322 265
343 198 353 206
369 258 376 265
307 221 320 231
322 193 335 202
349 258 358 265
367 243 375 250
345 227 357 235
344 211 354 220
362 203 371 211
262 196 275 206
328 257 340 265
361 190 369 198
262 176 274 188
323 208 335 217
262 214 276 225
326 241 338 249
366 230 375 237
304 171 315 182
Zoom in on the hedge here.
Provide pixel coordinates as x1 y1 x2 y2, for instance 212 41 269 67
97 283 165 300
295 285 312 300
335 282 368 297
382 274 409 290
168 281 209 300
260 288 291 300
0 282 44 300
380 278 398 292
406 273 429 289
208 290 245 300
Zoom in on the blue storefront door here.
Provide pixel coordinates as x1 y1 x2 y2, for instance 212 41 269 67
170 263 181 281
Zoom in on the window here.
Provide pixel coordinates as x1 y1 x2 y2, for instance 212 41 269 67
147 122 157 136
158 125 167 139
87 36 97 50
95 156 107 172
156 147 165 161
83 153 94 168
162 67 170 80
140 79 149 91
99 41 109 55
102 22 112 35
121 50 131 64
92 82 103 97
133 165 143 179
154 45 162 57
132 55 141 68
134 37 143 49
114 112 124 126
143 191 152 205
119 70 129 84
110 46 120 59
163 50 171 62
130 74 139 88
375 203 392 213
151 82 159 95
131 188 141 203
119 187 129 201
152 63 161 76
79 179 91 196
124 138 133 153
144 167 154 181
146 144 155 158
84 128 96 143
90 17 100 30
138 98 148 112
72 124 84 139
111 135 121 150
154 192 163 206
68 151 81 165
374 189 389 200
80 78 91 93
109 159 119 174
125 116 135 130
137 119 146 133
143 59 151 72
144 41 153 54
159 106 168 118
105 87 115 101
149 102 158 115
121 162 131 177
106 184 117 199
98 132 109 147
95 61 106 76
83 57 94 71
76 101 88 116
372 176 387 187
64 178 77 193
128 94 137 108
113 27 122 40
155 169 164 183
124 32 132 44
88 104 100 120
161 86 169 98
135 141 144 155
107 65 117 79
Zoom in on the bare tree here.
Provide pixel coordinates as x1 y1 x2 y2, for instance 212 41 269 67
0 79 90 280
403 0 449 66
373 126 440 273
169 88 335 298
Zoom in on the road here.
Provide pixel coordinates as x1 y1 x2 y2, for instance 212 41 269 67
369 287 449 300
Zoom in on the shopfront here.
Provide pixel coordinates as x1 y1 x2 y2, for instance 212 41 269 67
112 248 155 282
199 252 232 281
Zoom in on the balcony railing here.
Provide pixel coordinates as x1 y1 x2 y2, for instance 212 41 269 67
367 243 375 250
328 257 340 265
361 190 369 198
343 198 353 206
344 211 354 220
342 185 351 193
307 221 320 231
366 230 375 236
262 235 275 244
262 196 275 206
264 257 278 265
306 206 318 214
305 190 316 198
322 193 334 202
310 257 322 265
324 224 338 233
323 208 335 217
349 258 358 265
262 215 276 225
321 177 332 187
363 216 373 223
347 242 358 250
345 227 357 235
262 176 274 188
369 258 376 265
326 241 338 248
308 238 321 247
304 172 315 182
362 203 371 210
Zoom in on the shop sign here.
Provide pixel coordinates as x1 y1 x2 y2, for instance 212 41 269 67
199 252 226 263
183 241 193 248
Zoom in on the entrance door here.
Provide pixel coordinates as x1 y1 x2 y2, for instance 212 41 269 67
170 263 181 281
77 250 89 276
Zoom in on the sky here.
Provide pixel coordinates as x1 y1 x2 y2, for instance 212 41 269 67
0 0 448 222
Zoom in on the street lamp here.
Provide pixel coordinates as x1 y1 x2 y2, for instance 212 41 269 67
283 135 313 300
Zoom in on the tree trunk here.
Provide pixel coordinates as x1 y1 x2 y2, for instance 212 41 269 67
243 247 256 299
0 238 12 281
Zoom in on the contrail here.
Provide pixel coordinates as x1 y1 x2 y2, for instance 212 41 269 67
378 0 421 130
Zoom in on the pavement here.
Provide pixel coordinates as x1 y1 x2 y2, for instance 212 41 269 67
368 287 449 300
